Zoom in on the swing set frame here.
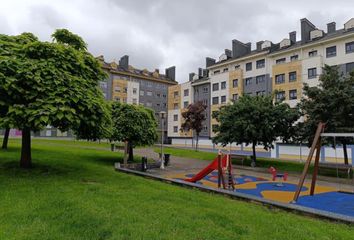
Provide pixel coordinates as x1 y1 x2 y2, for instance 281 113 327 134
293 122 354 202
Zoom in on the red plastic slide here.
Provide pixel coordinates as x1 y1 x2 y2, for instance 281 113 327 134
185 155 228 182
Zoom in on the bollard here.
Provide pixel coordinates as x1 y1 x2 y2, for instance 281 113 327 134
141 157 148 172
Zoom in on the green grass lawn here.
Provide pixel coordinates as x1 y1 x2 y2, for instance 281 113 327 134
0 138 353 240
156 147 347 177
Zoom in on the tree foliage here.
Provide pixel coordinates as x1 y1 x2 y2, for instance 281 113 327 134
213 95 299 165
111 102 158 161
0 30 108 168
181 101 207 150
298 65 354 163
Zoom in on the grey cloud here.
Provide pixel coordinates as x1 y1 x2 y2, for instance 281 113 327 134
1 0 354 82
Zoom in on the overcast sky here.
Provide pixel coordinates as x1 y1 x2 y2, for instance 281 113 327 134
1 0 354 82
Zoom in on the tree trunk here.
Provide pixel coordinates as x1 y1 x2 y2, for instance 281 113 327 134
128 141 134 162
196 133 199 151
20 128 32 168
343 141 349 165
251 141 256 167
2 128 10 149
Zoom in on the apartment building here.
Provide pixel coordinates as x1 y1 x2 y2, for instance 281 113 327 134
99 55 177 141
168 17 354 144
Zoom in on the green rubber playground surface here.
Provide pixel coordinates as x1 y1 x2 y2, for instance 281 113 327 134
0 138 353 240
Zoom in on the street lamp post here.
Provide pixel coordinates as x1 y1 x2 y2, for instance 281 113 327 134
159 111 166 169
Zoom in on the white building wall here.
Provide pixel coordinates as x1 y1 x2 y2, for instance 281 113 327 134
126 81 139 104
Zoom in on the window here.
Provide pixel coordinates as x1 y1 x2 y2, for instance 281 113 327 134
289 71 297 82
256 75 265 84
114 97 120 102
276 91 285 102
173 103 178 109
275 74 285 84
173 126 178 133
223 68 228 72
173 114 178 121
212 83 219 91
256 91 265 96
232 94 238 101
184 89 189 96
221 95 226 103
214 70 220 74
346 62 354 74
256 59 265 69
203 125 208 131
183 101 189 108
309 50 317 57
156 103 160 107
212 97 219 105
346 41 354 54
146 102 152 107
123 87 127 93
232 79 238 88
290 55 298 61
289 89 297 100
221 81 226 89
203 87 208 93
132 98 137 104
163 103 167 107
245 77 252 85
246 62 252 71
308 68 317 79
173 91 179 98
156 93 161 98
163 94 166 98
235 65 240 69
147 91 153 96
114 86 121 92
133 88 137 94
326 46 337 58
202 99 208 105
276 58 286 64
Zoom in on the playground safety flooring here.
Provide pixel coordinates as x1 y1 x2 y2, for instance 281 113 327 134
135 148 354 219
165 171 354 218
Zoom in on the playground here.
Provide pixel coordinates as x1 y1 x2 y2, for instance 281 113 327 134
135 124 354 221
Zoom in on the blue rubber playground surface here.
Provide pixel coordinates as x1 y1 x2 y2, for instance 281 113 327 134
296 192 354 217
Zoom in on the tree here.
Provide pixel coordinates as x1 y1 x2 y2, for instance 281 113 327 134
0 29 108 168
181 101 207 151
213 95 299 166
111 102 158 163
298 65 354 164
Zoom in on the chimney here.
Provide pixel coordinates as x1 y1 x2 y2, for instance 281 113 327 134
203 69 208 77
224 49 232 58
198 68 203 77
232 40 251 58
256 41 264 51
206 57 216 68
300 18 316 43
165 66 176 81
119 55 129 70
327 22 336 34
289 31 296 44
189 72 195 81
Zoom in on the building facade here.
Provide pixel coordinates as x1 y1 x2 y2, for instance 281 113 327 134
168 17 354 145
99 55 177 142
